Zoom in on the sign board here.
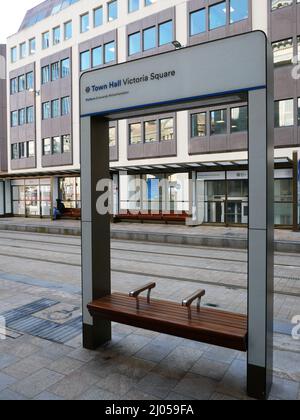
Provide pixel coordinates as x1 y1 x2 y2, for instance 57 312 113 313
80 32 267 117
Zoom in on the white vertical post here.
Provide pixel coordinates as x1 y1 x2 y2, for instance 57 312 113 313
247 85 274 400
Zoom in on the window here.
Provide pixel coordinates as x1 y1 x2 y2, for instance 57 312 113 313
191 113 206 137
28 141 35 158
190 9 206 36
231 106 248 133
80 51 90 71
19 42 26 59
63 135 71 153
145 0 157 5
42 65 50 84
12 144 19 160
53 136 61 154
64 21 72 40
19 109 26 126
53 26 61 45
11 111 18 127
94 7 103 27
42 102 51 120
51 62 60 81
42 32 50 49
108 1 118 22
10 78 18 95
143 27 156 51
129 32 141 56
129 0 139 13
230 0 248 24
26 106 34 124
11 47 17 63
18 75 25 92
26 72 34 90
43 138 51 155
109 127 117 147
81 13 89 33
272 39 293 67
29 38 36 55
160 118 174 140
129 123 142 144
210 109 227 135
61 58 70 78
145 120 157 142
19 142 27 159
105 41 116 63
59 177 81 209
209 2 227 30
298 98 300 126
159 21 173 46
92 46 103 67
51 99 60 118
61 97 71 116
271 0 293 11
275 99 294 128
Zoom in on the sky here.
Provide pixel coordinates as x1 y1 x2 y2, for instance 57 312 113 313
0 0 42 43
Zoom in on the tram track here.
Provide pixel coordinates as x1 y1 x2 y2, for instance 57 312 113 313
0 249 299 290
0 237 299 270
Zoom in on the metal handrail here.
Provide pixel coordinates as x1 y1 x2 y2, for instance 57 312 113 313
129 282 156 310
182 289 206 320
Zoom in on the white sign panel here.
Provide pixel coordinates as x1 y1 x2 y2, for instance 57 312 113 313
80 32 267 117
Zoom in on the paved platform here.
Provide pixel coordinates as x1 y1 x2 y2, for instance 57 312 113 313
0 218 300 253
0 230 299 400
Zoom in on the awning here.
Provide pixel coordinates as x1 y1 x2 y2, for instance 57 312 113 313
110 157 292 173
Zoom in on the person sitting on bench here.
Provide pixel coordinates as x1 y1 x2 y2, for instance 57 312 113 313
53 198 66 220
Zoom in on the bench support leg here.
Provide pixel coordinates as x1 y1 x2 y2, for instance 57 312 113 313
83 319 111 350
81 116 112 350
247 86 274 400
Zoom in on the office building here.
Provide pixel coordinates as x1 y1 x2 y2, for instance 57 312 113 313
0 0 299 228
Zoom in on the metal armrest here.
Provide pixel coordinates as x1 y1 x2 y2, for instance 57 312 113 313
182 289 206 320
129 282 156 310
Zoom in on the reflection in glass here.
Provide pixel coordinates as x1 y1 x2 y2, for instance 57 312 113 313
145 121 157 143
191 113 206 137
129 123 142 144
210 109 227 135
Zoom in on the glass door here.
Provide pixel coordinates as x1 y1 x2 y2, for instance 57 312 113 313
25 186 40 216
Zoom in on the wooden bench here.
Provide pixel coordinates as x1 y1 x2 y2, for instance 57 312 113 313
88 283 248 352
61 208 81 220
113 211 189 225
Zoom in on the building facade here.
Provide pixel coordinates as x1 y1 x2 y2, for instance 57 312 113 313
0 0 299 227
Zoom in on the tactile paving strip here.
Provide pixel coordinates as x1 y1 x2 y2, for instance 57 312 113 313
0 299 82 344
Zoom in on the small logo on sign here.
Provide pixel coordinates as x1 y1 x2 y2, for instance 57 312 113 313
85 87 91 94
